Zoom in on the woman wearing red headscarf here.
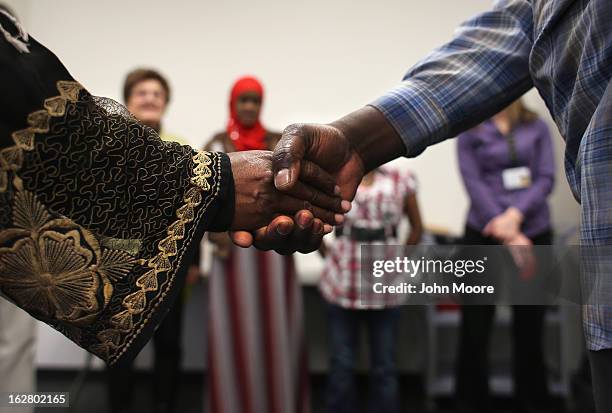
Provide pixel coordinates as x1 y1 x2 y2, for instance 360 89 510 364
202 77 309 413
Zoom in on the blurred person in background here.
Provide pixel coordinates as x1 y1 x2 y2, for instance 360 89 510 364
0 5 37 413
318 167 422 413
193 76 309 413
106 68 198 413
455 99 555 413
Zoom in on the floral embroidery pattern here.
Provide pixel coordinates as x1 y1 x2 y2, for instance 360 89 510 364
0 188 137 326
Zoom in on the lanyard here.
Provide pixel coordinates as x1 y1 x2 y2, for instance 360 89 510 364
504 132 519 167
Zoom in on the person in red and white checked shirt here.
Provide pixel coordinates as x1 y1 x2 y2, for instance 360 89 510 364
318 166 422 413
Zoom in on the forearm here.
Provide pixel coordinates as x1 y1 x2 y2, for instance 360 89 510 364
513 178 553 216
471 192 505 224
458 144 505 222
370 0 533 157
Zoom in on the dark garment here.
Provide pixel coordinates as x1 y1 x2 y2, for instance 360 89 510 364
0 12 234 366
588 349 612 413
326 303 400 413
108 297 184 413
456 226 553 413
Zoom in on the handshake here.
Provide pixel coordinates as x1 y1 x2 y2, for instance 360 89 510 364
226 123 362 254
223 106 406 254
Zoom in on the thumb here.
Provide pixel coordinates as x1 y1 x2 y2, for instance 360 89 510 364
273 124 310 191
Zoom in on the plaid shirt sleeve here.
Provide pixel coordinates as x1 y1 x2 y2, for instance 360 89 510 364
371 0 534 157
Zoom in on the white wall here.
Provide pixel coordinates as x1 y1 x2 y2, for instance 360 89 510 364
3 0 581 367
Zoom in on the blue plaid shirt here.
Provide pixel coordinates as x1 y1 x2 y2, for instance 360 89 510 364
371 0 612 350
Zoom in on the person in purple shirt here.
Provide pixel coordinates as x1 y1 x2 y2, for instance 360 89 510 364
456 99 555 413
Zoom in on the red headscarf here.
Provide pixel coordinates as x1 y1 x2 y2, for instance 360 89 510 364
226 76 267 151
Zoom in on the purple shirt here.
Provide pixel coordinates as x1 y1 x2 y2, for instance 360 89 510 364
457 118 555 238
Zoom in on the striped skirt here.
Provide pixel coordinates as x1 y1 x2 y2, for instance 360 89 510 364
207 247 309 413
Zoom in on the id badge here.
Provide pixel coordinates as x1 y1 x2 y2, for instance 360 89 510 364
502 166 531 190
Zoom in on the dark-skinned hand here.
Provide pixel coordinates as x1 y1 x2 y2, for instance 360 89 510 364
227 150 348 231
231 210 329 255
230 106 407 253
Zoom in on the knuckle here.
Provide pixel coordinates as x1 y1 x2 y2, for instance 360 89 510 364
272 145 294 165
303 161 316 178
261 168 274 183
252 189 269 215
282 123 306 136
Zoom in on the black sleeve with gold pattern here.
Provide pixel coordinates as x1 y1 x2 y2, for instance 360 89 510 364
0 12 234 365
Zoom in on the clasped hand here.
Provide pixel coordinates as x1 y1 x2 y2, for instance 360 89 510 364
226 106 405 254
226 146 358 254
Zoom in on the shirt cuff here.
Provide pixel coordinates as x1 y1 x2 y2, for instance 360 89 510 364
482 205 505 224
205 152 235 232
513 197 535 218
370 79 450 158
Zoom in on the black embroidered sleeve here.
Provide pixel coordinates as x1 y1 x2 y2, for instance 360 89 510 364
0 12 234 365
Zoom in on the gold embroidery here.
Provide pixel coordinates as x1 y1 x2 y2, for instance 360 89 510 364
135 270 158 291
57 80 82 102
97 150 217 363
26 110 51 133
167 220 185 239
0 147 23 171
0 81 82 193
12 190 50 231
111 153 212 331
99 249 140 282
0 171 7 192
191 151 213 191
100 237 142 257
110 310 133 332
11 130 35 150
0 190 137 327
43 96 68 117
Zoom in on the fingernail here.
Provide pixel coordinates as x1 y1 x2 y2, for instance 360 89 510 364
298 213 311 228
335 214 345 225
334 185 341 195
275 169 291 188
323 224 333 234
277 221 292 235
341 200 351 212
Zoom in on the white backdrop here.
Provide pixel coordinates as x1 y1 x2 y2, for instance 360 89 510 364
3 0 581 368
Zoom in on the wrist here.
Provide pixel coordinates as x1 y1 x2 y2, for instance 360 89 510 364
505 207 524 225
505 232 531 245
330 106 406 173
